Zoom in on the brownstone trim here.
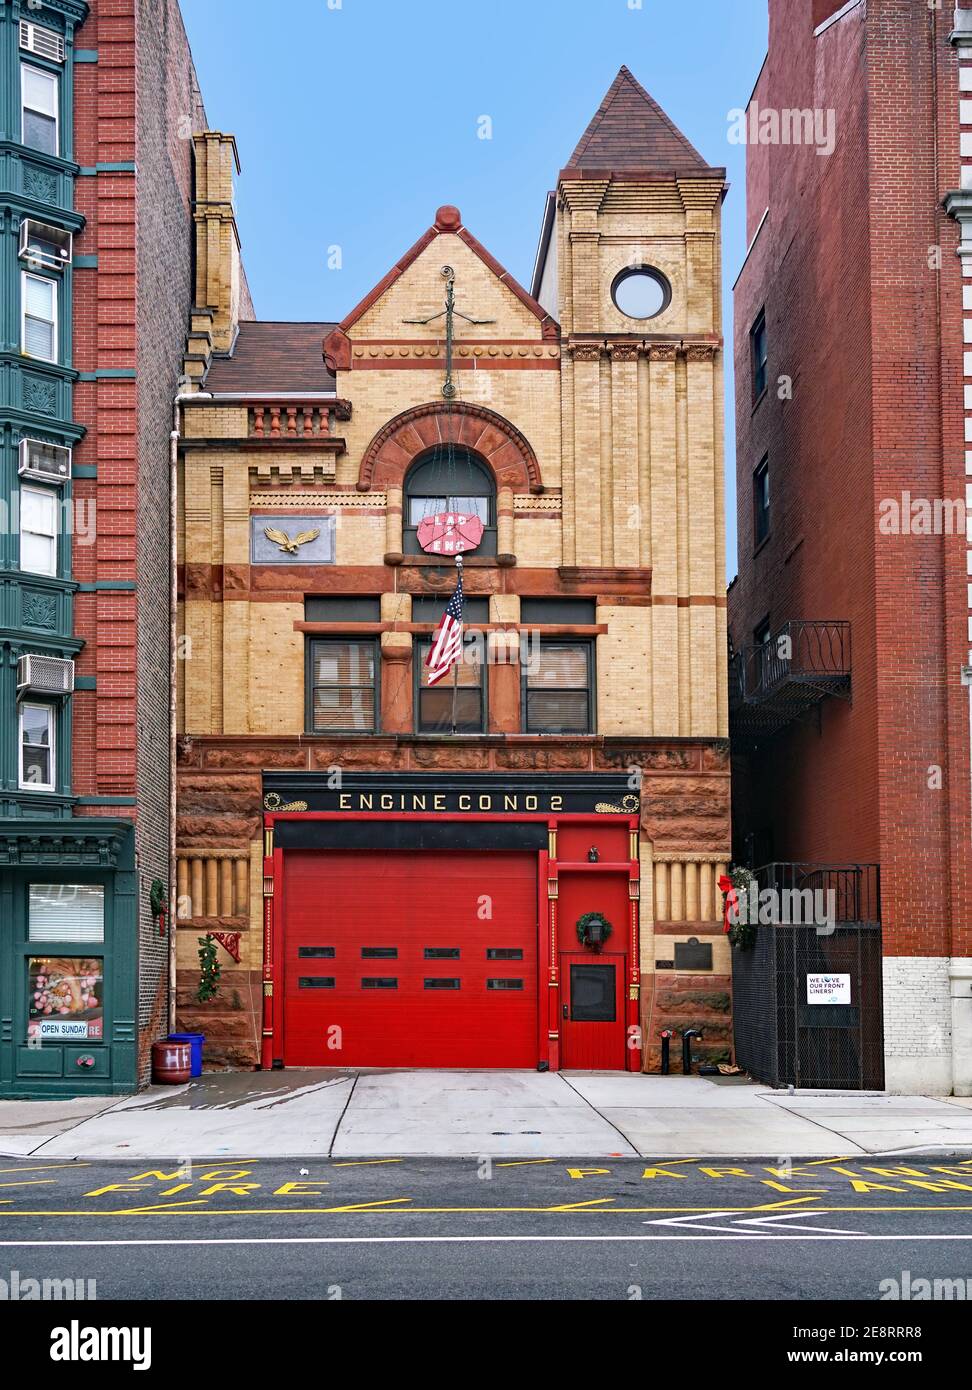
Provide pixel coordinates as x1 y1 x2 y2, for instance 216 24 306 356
357 400 544 494
348 357 560 372
651 595 728 607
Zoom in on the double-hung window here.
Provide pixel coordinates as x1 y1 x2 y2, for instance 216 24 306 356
21 63 59 156
751 308 768 401
415 638 486 733
22 272 57 361
523 641 594 734
307 639 378 733
753 457 770 547
20 703 55 791
20 485 58 576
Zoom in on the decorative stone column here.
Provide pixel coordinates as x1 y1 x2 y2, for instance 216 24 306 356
496 485 515 565
384 485 403 564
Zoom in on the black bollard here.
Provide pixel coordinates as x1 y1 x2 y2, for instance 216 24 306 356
681 1028 701 1075
659 1029 673 1075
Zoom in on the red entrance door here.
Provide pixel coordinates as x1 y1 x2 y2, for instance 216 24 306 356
281 849 539 1068
559 952 626 1070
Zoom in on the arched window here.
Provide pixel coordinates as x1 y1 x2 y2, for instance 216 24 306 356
403 447 496 556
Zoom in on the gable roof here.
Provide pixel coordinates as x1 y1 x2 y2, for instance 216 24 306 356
203 321 337 394
564 65 711 175
336 205 559 339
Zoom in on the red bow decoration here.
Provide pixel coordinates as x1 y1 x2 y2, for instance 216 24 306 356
417 512 485 556
718 874 738 934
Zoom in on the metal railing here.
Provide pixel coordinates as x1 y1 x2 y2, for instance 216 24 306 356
753 861 880 925
729 620 851 733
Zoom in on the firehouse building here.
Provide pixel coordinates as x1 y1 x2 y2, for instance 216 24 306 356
175 69 732 1073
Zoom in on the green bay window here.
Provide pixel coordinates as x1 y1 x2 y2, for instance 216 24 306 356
307 639 378 733
21 62 59 155
19 701 55 790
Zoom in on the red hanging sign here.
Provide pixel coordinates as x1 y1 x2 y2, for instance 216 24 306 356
417 512 484 556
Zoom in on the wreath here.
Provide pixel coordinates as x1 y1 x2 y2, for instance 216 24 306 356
576 912 613 948
721 866 758 950
149 878 166 919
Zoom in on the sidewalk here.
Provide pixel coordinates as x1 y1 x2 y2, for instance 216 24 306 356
2 1071 972 1161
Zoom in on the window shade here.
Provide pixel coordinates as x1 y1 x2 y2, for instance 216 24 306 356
29 885 105 943
529 645 589 688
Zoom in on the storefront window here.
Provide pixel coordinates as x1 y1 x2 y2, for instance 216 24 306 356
27 956 104 1042
28 884 105 942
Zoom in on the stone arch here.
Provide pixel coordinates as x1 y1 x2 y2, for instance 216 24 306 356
357 401 544 494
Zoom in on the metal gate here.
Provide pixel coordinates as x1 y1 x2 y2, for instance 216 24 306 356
731 863 883 1090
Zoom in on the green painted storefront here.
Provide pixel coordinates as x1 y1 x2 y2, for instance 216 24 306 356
0 823 138 1096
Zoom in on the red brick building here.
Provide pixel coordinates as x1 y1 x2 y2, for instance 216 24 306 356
729 0 972 1094
0 0 246 1095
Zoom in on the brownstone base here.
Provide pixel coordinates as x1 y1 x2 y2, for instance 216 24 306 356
175 967 262 1069
640 972 734 1073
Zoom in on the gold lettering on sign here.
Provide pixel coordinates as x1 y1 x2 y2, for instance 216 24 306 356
459 795 472 810
550 796 563 811
479 795 492 810
360 794 373 810
526 795 538 810
434 795 445 810
339 794 351 810
380 795 393 810
504 795 517 810
413 795 426 810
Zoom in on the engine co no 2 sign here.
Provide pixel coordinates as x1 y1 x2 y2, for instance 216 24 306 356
806 973 851 1005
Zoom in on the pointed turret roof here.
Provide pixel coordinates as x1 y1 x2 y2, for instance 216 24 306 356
564 66 711 175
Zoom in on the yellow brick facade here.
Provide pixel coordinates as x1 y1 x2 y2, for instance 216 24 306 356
175 80 732 1072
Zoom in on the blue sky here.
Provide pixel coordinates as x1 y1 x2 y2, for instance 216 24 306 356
179 0 768 575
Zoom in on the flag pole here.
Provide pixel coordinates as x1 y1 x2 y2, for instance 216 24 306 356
450 554 462 734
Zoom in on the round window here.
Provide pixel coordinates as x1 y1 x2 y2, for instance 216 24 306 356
611 267 671 320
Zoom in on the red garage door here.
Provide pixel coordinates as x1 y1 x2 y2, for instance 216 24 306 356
282 850 539 1067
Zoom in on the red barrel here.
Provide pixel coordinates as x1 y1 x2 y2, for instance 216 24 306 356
151 1039 191 1084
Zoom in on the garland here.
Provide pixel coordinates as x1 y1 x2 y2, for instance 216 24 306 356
720 866 758 950
575 911 613 948
197 934 221 1003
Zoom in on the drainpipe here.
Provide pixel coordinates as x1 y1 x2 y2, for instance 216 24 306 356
168 401 180 1036
168 387 209 1034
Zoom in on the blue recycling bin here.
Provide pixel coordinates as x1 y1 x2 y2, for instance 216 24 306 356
167 1032 204 1078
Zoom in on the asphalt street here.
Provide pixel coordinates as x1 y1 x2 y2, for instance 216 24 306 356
0 1153 971 1301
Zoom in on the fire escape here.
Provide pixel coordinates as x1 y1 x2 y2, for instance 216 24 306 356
729 620 851 737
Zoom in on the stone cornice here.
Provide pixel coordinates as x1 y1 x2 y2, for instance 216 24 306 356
12 0 90 26
566 338 721 362
0 819 132 868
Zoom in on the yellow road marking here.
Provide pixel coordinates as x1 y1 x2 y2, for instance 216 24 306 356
112 1200 211 1215
321 1199 412 1212
330 1159 403 1167
495 1159 557 1168
2 1202 971 1218
0 1180 56 1189
745 1196 820 1212
0 1164 88 1174
641 1157 702 1166
546 1198 617 1211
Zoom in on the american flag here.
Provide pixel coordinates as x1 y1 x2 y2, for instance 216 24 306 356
425 567 464 687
